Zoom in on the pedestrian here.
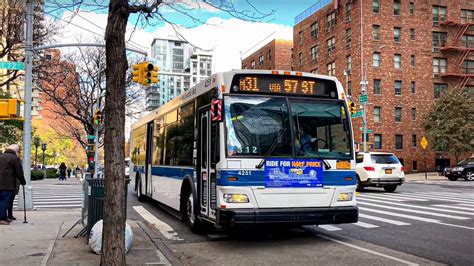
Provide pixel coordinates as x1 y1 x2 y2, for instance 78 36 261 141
0 144 26 225
67 167 72 178
75 166 81 179
6 178 20 221
59 162 67 181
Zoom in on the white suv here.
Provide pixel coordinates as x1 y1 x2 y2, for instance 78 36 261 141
355 152 405 192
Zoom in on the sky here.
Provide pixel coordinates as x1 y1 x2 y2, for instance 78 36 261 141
44 0 317 72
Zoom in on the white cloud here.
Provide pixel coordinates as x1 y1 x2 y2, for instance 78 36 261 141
53 11 292 71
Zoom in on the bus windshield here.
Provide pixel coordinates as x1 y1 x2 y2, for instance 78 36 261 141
224 95 352 160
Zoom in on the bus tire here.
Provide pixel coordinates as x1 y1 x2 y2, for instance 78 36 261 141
137 175 146 202
182 188 205 234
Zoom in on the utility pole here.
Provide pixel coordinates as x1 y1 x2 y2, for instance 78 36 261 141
361 64 368 153
19 0 34 210
94 85 100 179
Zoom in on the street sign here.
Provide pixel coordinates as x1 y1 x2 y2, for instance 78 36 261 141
0 61 25 71
87 135 95 140
359 94 368 103
351 111 363 118
358 127 373 133
421 136 428 150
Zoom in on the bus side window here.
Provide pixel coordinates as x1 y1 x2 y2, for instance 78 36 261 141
211 123 219 165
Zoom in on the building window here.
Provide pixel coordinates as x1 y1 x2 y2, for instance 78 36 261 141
327 62 336 76
374 107 381 122
346 55 352 71
372 0 380 13
413 160 417 171
395 107 402 122
310 22 319 39
411 81 416 93
433 58 447 77
412 134 417 147
311 46 318 62
394 27 401 42
432 6 447 26
326 12 336 31
411 108 417 121
374 79 381 94
268 49 272 61
259 55 264 66
395 80 402 95
434 83 447 98
298 52 303 66
461 9 474 23
373 25 381 40
462 60 474 74
298 31 303 44
409 1 415 15
394 0 400 15
395 135 403 149
410 55 416 67
251 60 255 68
346 29 352 48
410 29 415 40
346 3 352 23
461 35 474 48
347 81 352 95
374 134 382 149
394 54 401 69
327 37 336 54
432 32 447 52
373 52 381 67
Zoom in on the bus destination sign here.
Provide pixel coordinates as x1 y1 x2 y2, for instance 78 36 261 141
231 74 338 98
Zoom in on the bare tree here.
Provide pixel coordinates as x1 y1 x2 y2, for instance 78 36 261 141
46 1 273 264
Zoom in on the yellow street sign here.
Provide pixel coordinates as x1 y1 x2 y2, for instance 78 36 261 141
421 136 428 150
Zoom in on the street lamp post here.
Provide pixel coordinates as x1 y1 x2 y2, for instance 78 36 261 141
41 143 47 169
34 137 40 167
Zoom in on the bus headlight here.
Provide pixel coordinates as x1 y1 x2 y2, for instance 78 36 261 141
223 194 249 203
337 192 353 202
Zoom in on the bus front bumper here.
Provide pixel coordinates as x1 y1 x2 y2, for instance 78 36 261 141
216 206 358 226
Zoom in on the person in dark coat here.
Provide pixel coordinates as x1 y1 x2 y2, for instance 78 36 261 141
6 178 20 221
67 167 72 178
0 144 26 225
59 162 67 180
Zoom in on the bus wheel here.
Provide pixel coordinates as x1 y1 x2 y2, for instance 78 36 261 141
184 190 205 234
137 177 146 202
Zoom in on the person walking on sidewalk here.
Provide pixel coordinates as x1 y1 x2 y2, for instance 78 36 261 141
0 144 26 225
67 167 72 178
59 162 67 181
6 178 20 221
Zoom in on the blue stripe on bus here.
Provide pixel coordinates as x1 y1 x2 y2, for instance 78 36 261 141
218 170 356 186
134 165 192 180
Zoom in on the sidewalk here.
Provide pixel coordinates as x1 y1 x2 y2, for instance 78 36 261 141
404 172 447 181
0 204 171 265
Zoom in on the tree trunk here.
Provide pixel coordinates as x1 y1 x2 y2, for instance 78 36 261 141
101 0 129 265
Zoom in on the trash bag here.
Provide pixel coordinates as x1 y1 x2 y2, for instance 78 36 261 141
89 220 134 255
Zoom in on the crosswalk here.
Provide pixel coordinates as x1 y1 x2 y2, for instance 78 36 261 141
316 191 474 232
14 180 83 209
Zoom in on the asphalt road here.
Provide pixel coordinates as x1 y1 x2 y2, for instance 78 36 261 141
127 180 474 265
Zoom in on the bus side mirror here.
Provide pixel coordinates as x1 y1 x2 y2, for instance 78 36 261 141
211 99 222 123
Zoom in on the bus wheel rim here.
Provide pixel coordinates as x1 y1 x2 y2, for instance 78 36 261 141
187 194 195 224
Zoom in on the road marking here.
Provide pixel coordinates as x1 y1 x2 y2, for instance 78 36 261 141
412 192 474 202
432 204 474 211
359 193 428 202
435 222 474 230
457 203 474 207
397 193 472 203
29 204 82 208
358 202 470 220
132 206 183 241
317 234 419 266
359 207 441 223
353 221 379 228
318 225 342 231
358 198 474 215
358 214 411 226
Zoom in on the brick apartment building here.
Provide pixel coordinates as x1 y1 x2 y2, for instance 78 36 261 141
289 0 473 172
241 39 293 70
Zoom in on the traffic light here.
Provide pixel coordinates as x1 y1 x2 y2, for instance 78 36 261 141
132 63 142 84
348 99 357 114
0 99 20 118
93 110 103 125
141 62 159 86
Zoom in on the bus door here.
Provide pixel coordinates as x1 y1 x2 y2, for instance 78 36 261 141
198 108 217 219
145 121 154 197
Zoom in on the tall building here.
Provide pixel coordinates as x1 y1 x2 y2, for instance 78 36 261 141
290 0 473 172
241 39 293 70
148 36 213 110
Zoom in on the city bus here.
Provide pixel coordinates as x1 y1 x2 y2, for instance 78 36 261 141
130 69 358 232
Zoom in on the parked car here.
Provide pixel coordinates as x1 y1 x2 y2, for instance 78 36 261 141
444 157 474 181
125 158 130 178
355 152 405 192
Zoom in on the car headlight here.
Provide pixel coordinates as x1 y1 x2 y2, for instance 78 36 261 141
223 194 249 203
337 192 353 202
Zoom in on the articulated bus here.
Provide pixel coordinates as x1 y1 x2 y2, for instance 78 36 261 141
130 69 358 232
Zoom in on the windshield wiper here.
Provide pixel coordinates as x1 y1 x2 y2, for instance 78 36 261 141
256 128 285 169
314 148 332 169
